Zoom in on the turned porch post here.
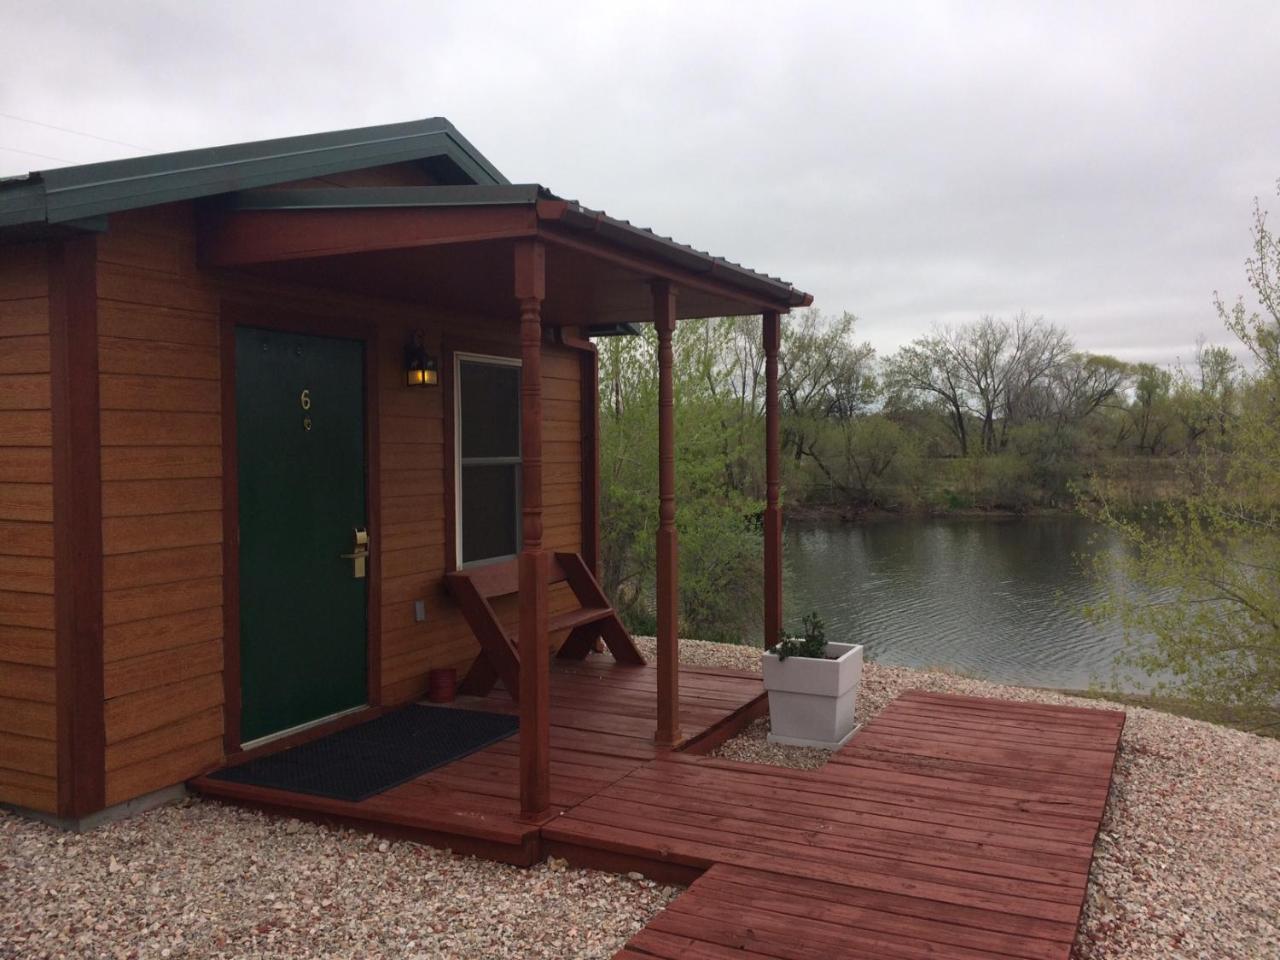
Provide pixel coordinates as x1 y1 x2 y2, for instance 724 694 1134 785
515 240 551 819
763 310 783 648
653 281 682 746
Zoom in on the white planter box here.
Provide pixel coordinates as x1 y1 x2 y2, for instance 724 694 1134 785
762 641 863 749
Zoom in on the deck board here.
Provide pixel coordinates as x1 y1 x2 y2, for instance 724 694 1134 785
545 688 1124 960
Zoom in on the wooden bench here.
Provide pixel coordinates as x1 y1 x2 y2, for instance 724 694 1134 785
444 552 645 700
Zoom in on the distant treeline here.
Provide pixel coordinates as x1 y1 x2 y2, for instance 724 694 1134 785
759 309 1239 513
597 310 1247 639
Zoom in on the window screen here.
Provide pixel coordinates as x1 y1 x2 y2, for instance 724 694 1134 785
457 358 521 565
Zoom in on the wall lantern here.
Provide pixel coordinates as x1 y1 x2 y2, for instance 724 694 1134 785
404 330 438 387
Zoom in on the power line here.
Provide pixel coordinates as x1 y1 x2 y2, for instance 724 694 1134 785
0 111 149 151
0 144 78 164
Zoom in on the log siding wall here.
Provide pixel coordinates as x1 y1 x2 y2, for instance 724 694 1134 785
86 202 582 808
0 243 57 812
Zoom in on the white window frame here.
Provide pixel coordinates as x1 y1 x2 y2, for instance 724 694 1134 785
453 351 523 569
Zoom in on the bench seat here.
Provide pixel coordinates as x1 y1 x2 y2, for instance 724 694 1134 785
444 552 645 700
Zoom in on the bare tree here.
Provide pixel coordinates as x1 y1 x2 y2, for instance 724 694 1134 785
949 316 1009 453
887 313 1074 455
886 331 971 454
999 315 1074 445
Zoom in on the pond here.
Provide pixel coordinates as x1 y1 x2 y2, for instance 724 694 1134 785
784 516 1150 691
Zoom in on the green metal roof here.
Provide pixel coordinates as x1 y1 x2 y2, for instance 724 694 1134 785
0 117 507 231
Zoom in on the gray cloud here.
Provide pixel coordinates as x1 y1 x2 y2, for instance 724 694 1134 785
2 0 1277 364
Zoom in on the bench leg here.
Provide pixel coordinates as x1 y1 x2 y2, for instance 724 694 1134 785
600 613 647 665
556 622 601 661
458 654 502 697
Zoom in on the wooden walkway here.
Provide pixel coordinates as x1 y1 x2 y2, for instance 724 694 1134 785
195 665 1124 958
546 689 1125 960
193 658 767 864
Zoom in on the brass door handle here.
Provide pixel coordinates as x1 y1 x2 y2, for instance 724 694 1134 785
340 527 369 579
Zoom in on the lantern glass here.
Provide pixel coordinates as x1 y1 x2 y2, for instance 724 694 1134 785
404 330 438 388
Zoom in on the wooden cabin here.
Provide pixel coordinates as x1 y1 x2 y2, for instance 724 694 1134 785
0 118 810 828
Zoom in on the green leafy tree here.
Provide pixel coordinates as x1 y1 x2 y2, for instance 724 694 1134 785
806 414 921 507
1170 339 1240 452
778 310 877 465
598 325 763 645
1126 363 1176 455
1088 184 1280 730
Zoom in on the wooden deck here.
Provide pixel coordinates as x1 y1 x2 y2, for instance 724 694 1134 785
194 667 1125 959
192 656 768 864
547 689 1125 960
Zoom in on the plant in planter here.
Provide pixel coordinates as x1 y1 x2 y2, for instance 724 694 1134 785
772 612 829 661
763 612 863 749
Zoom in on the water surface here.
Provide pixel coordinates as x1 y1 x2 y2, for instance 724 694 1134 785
784 516 1146 691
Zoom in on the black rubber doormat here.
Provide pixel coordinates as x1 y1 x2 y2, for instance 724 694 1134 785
209 704 519 802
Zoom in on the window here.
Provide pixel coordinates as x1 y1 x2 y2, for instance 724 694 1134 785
455 354 521 566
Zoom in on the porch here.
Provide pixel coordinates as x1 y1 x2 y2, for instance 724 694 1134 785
192 654 768 865
200 184 807 821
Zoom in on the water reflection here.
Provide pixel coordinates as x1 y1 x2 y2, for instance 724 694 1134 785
784 516 1148 691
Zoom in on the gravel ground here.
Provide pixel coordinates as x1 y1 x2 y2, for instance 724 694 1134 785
0 804 677 959
3 638 1276 959
644 636 1280 960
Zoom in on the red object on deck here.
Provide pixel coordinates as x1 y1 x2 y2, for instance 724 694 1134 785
426 668 457 703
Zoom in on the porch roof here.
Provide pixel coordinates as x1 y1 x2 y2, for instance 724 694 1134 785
204 184 812 324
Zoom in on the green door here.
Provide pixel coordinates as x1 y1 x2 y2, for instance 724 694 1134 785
236 326 368 744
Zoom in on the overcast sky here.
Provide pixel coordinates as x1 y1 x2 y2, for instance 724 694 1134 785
2 2 1277 364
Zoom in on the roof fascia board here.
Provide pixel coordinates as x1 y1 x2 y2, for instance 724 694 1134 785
226 184 542 211
439 127 509 186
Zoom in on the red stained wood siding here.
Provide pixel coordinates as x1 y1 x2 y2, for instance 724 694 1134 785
0 243 56 812
83 198 583 809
